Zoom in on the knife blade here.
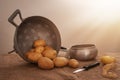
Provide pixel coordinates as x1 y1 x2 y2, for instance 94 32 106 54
73 62 100 73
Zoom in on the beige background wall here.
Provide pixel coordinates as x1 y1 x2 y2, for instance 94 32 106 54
1 0 120 54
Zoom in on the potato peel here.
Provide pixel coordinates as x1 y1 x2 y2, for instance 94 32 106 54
102 62 118 79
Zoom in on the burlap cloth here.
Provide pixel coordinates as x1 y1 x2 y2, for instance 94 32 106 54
0 52 120 80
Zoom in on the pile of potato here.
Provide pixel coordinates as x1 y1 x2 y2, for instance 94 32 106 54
25 39 79 69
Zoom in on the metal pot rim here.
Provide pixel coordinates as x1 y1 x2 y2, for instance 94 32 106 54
71 44 96 50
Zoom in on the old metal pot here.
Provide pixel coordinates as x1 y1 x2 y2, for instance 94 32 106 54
8 9 61 61
61 44 98 61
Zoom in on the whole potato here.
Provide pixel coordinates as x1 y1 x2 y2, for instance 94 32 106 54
34 46 44 54
68 59 79 68
44 46 53 50
53 57 68 67
33 39 46 47
42 49 57 59
38 57 54 69
25 51 42 63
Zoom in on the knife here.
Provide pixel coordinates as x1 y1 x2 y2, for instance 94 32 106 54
73 62 100 73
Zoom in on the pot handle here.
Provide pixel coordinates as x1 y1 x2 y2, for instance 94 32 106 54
8 9 23 27
60 46 68 52
8 49 16 54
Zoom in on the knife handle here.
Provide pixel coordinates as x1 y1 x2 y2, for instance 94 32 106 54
83 62 100 70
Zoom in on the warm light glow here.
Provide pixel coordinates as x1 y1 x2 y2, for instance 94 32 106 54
65 0 120 24
87 0 120 22
60 0 120 52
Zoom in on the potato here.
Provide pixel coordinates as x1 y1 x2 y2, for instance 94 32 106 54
44 46 53 50
34 46 44 54
25 51 42 63
42 49 57 59
53 57 68 67
38 57 54 69
68 59 79 68
33 39 46 47
100 56 116 64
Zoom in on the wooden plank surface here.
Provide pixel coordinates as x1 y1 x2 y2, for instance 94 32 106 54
0 52 120 80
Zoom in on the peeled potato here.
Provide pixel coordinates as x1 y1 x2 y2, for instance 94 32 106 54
53 57 68 67
38 57 54 69
42 49 57 59
68 59 79 68
34 46 44 54
100 56 116 64
33 39 46 47
25 51 42 63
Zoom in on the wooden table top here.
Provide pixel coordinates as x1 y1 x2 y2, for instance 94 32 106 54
0 52 120 80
